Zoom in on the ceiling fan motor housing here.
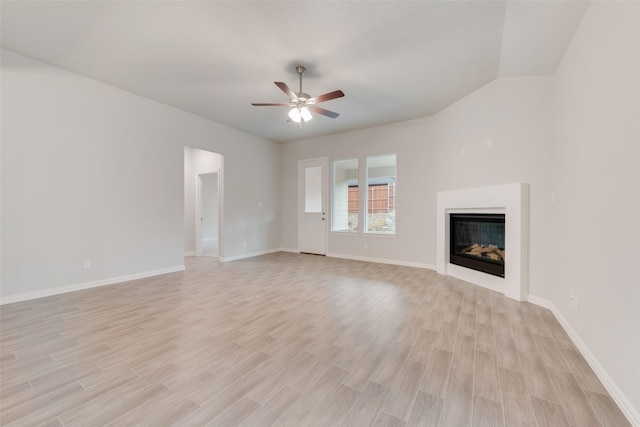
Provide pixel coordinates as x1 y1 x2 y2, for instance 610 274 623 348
294 93 312 103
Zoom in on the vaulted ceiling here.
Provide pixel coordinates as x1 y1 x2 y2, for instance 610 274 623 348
1 1 588 143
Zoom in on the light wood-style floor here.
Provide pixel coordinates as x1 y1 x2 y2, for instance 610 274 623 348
0 253 630 426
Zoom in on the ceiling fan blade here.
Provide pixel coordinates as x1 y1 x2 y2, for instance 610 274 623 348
309 105 340 119
251 103 290 106
275 82 297 100
309 90 345 104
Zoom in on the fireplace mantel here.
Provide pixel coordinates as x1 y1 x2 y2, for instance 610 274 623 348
436 183 529 301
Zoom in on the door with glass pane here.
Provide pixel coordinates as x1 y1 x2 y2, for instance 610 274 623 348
298 158 328 255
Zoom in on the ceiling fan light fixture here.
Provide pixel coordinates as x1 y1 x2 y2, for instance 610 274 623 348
300 107 312 122
288 106 312 123
288 107 302 123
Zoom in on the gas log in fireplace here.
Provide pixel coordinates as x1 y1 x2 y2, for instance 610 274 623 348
450 213 505 277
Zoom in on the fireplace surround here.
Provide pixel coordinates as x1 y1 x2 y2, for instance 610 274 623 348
436 183 529 301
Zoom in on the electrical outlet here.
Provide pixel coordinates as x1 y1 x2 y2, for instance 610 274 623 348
83 260 91 270
570 293 578 311
363 242 368 249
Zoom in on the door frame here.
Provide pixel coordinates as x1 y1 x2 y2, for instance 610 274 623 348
298 157 329 255
195 171 220 257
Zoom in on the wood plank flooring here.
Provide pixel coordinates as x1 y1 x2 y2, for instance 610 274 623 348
0 252 630 426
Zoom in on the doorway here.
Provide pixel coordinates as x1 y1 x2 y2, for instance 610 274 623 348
298 157 328 255
184 146 223 258
196 172 220 257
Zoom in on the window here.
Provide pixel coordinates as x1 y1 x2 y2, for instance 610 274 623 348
332 159 359 232
366 154 396 233
332 154 396 234
304 166 322 213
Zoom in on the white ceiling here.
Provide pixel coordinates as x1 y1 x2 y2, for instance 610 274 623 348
1 1 588 143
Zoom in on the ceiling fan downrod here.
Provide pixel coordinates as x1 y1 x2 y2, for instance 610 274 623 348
293 65 309 127
296 65 305 96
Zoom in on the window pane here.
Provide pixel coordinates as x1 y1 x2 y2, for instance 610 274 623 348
304 166 322 213
333 159 358 232
366 154 396 233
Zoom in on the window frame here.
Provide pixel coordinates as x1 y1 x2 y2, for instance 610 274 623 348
331 158 360 233
364 154 397 235
330 154 397 237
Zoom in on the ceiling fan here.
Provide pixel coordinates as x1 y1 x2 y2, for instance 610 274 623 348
251 65 345 127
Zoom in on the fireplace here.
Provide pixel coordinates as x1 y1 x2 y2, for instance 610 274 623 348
450 213 505 277
437 183 528 301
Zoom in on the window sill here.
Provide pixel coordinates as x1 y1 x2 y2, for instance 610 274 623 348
363 232 397 237
330 231 397 238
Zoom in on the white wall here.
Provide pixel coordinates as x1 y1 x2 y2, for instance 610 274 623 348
1 49 281 300
429 77 555 298
282 76 554 280
281 118 434 266
552 2 640 415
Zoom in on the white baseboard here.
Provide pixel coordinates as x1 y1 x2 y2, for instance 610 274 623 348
219 248 281 262
326 252 435 270
526 294 554 310
219 249 435 271
278 247 300 253
184 251 196 257
276 248 434 270
0 265 185 306
527 295 640 426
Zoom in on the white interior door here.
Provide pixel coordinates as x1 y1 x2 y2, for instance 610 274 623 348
299 158 328 255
